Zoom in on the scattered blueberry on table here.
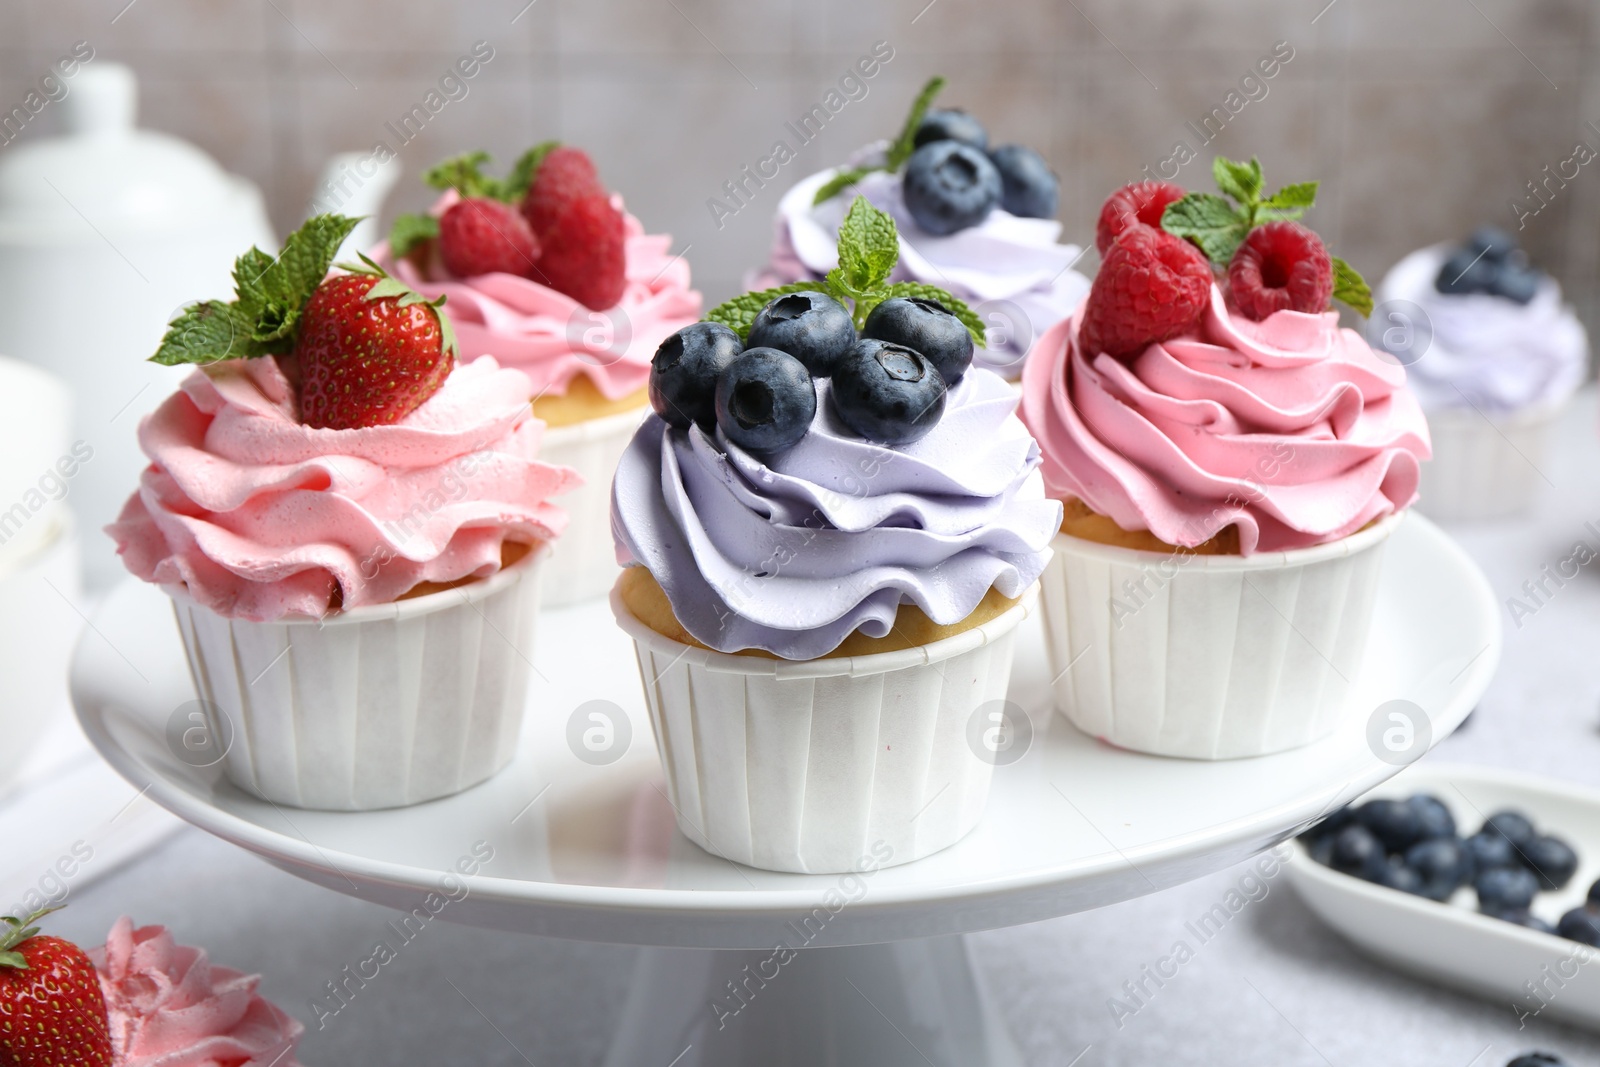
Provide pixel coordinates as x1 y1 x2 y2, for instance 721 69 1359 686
1299 795 1592 944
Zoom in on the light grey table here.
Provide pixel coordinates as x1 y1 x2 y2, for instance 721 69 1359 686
48 391 1600 1066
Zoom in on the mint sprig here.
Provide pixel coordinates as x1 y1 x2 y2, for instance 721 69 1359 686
392 143 560 253
812 76 946 206
1160 155 1372 317
706 196 985 345
154 214 361 365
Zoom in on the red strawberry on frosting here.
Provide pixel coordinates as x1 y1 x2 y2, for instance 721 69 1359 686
1078 224 1212 362
0 909 113 1067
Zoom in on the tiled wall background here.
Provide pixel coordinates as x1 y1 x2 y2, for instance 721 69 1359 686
4 0 1597 338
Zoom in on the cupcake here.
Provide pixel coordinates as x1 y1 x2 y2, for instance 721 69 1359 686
111 214 577 810
754 77 1088 381
0 909 304 1067
612 197 1059 873
1021 158 1431 760
1371 226 1586 521
379 146 702 604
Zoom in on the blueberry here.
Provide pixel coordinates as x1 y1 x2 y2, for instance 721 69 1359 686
1405 838 1472 902
1507 1054 1568 1067
650 322 744 430
1329 825 1387 881
902 141 1002 236
746 291 857 377
1558 907 1600 947
862 297 974 386
913 108 988 152
1490 264 1540 305
1309 835 1335 867
1407 794 1456 841
1519 835 1579 891
1356 798 1423 853
1587 877 1600 908
1484 810 1538 850
1376 858 1425 895
830 339 947 446
987 144 1059 220
1464 830 1518 874
1477 866 1539 914
1435 248 1496 295
1466 225 1517 262
713 348 816 456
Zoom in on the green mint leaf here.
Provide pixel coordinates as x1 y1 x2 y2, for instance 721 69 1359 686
836 195 900 293
388 212 440 258
813 165 881 206
704 283 821 342
1161 193 1249 268
1212 156 1264 208
1258 181 1317 223
885 75 946 171
1330 256 1373 317
424 151 498 199
503 141 560 202
237 214 362 351
150 301 258 366
876 281 987 348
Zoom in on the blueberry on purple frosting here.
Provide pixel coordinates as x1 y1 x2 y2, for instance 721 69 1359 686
903 141 1001 236
914 108 989 152
650 322 743 430
988 144 1059 220
714 348 816 456
862 297 974 385
830 339 947 446
747 291 857 377
1434 227 1541 304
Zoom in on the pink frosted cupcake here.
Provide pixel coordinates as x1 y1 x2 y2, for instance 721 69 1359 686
378 146 702 604
1021 159 1431 759
111 215 577 809
93 918 305 1067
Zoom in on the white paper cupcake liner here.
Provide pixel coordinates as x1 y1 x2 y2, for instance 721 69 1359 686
1040 516 1399 760
611 583 1037 874
537 403 649 608
171 548 545 810
1416 400 1566 522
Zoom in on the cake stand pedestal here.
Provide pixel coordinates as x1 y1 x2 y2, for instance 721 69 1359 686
73 515 1498 1067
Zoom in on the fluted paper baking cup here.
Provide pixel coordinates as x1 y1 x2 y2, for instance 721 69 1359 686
171 548 545 810
612 584 1037 874
1041 516 1399 760
1417 401 1565 522
537 404 648 607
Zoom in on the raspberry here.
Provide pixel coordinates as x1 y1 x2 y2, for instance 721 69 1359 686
1227 220 1333 320
1079 224 1212 361
438 197 541 279
1095 181 1187 255
536 189 627 310
520 146 603 239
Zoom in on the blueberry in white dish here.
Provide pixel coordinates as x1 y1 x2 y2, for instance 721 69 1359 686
987 144 1059 220
1407 794 1456 841
1356 798 1424 853
902 141 1002 236
1404 838 1472 902
1517 834 1578 891
1328 824 1387 882
1557 908 1600 947
1484 810 1538 850
714 348 817 456
830 339 947 446
1463 829 1519 873
862 297 974 386
1476 866 1539 914
914 108 988 151
651 321 744 430
746 291 857 377
1376 858 1424 895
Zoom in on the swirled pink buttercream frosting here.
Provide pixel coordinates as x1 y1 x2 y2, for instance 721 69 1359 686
90 918 306 1067
109 355 578 621
1020 285 1431 554
378 192 702 401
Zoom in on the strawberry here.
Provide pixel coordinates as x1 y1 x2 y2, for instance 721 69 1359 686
294 263 458 429
535 189 628 311
438 197 541 280
1078 223 1212 361
0 909 113 1067
520 146 603 239
1096 180 1188 255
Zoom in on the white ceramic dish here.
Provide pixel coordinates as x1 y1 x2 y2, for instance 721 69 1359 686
1287 761 1600 1030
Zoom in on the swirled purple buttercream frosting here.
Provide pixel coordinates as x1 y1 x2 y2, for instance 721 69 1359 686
611 368 1060 659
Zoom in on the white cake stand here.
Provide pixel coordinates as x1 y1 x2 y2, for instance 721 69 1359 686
74 515 1498 1067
